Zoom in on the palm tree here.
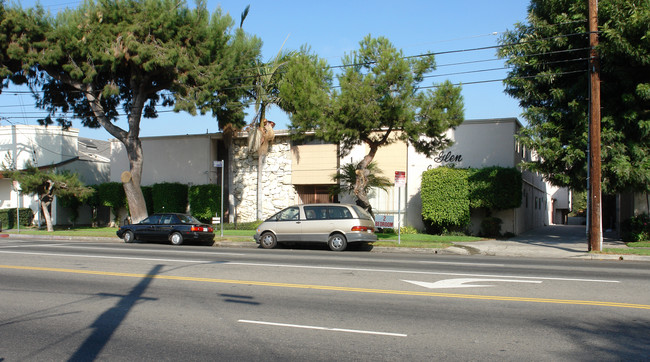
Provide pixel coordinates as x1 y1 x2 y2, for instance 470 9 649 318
246 40 294 220
330 161 393 215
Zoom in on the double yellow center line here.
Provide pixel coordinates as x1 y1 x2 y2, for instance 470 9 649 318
3 264 649 310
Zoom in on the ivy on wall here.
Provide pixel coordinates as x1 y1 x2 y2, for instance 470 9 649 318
468 167 522 210
421 167 470 234
421 166 523 234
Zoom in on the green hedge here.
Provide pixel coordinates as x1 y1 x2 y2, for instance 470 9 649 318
97 182 126 210
0 208 34 229
421 167 470 234
141 185 154 215
188 184 221 223
152 182 188 213
468 167 522 210
420 166 523 235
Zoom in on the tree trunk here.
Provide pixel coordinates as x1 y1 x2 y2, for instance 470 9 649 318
41 200 53 232
354 147 379 215
121 135 148 224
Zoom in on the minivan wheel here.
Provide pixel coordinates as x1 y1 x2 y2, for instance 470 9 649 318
170 232 184 245
260 232 277 249
328 234 347 251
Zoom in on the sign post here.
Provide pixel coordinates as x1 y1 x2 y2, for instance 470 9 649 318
394 171 406 244
12 180 20 233
213 160 224 237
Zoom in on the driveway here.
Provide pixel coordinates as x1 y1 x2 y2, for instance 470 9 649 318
454 224 629 259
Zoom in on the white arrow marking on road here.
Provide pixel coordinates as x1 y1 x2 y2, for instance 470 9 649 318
403 278 543 289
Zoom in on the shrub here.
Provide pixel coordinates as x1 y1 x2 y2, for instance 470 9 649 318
141 185 154 215
400 226 418 234
421 167 470 234
152 182 188 213
0 208 34 229
97 182 126 222
189 184 221 223
621 213 650 243
222 220 262 230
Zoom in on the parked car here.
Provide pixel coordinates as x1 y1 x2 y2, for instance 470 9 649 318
254 203 377 251
116 213 215 245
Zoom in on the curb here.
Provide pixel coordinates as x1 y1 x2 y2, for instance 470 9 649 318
2 233 649 261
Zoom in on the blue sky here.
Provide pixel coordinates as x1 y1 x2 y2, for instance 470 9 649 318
1 0 531 140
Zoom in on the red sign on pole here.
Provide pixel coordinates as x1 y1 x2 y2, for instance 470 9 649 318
394 171 406 187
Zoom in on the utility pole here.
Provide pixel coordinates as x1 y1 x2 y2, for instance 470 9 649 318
588 0 602 251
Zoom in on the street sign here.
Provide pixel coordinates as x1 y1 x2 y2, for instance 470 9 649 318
375 214 394 228
394 171 406 187
213 160 223 167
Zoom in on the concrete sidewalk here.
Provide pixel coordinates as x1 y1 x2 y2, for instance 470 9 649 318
452 224 649 261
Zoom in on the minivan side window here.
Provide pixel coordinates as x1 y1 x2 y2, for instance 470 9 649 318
277 207 300 221
327 206 352 219
304 206 328 220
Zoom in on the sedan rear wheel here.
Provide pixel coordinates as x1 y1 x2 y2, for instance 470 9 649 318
170 232 184 246
123 230 135 243
328 233 347 251
259 232 277 249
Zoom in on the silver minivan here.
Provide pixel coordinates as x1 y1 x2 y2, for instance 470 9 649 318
254 203 377 251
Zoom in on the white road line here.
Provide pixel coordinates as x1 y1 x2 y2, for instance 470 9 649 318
0 251 621 284
48 245 246 256
418 261 506 267
238 320 407 337
0 243 69 249
0 250 211 263
223 262 620 283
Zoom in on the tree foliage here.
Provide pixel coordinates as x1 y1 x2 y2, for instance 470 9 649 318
2 0 261 223
329 161 393 200
498 0 650 193
3 165 93 231
283 36 464 213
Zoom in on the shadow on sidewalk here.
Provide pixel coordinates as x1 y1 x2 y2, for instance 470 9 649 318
504 224 626 253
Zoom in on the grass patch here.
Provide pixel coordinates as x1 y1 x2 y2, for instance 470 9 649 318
600 248 650 256
374 232 481 249
626 241 650 248
376 232 481 243
6 226 119 237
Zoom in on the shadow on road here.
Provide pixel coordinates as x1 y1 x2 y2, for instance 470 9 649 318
68 265 162 362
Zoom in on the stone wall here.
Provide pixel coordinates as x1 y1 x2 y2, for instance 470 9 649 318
232 136 298 222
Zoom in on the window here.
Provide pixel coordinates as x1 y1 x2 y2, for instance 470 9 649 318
143 215 161 224
277 207 300 221
327 206 352 219
304 206 328 220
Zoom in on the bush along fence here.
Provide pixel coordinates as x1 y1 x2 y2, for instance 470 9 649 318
55 182 222 227
0 208 34 230
421 166 522 236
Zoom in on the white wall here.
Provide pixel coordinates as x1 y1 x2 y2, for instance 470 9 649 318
0 125 79 169
110 134 215 186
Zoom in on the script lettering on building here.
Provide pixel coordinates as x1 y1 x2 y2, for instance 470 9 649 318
433 151 463 164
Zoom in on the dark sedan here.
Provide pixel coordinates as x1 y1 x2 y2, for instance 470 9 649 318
116 213 215 245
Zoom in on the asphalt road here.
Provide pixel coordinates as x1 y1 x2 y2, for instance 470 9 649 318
2 238 649 361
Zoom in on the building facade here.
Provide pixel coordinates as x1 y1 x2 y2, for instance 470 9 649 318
0 125 110 226
109 118 573 235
